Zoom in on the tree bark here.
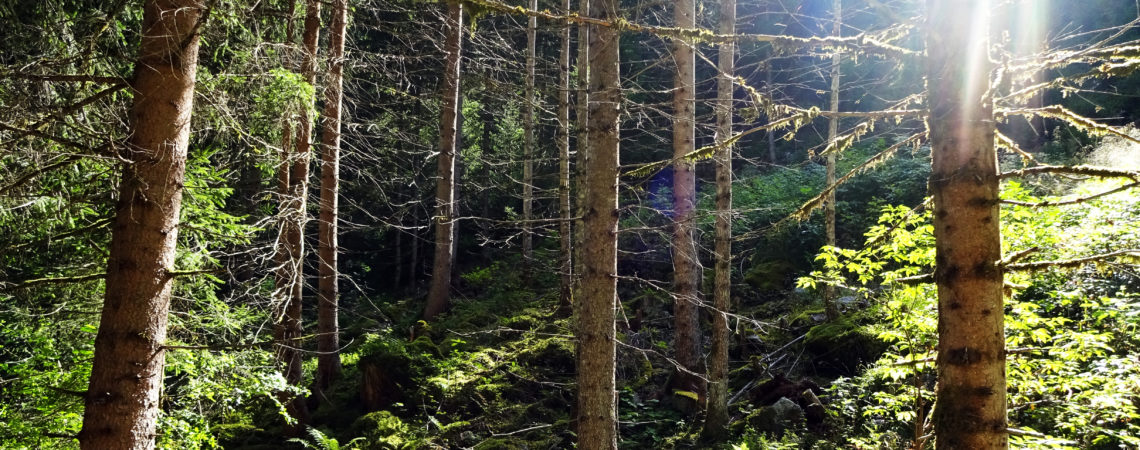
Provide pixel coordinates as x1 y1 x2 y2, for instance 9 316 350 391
925 1 1007 448
823 0 842 321
78 1 203 448
522 0 537 275
670 0 703 405
704 0 734 435
316 0 347 395
577 0 620 445
557 0 574 314
424 0 463 321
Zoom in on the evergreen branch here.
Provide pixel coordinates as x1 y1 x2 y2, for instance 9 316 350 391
2 217 112 251
790 132 926 222
995 130 1039 164
1001 182 1140 207
1004 249 1140 272
1000 164 1140 181
1001 105 1140 146
461 0 917 57
0 154 83 196
0 273 105 292
1 73 127 84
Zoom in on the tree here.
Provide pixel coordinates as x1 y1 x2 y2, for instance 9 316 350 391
670 0 703 406
522 0 537 275
316 0 349 394
78 1 204 448
424 0 464 321
557 0 574 312
925 0 1007 447
577 0 620 445
704 0 735 435
823 0 842 320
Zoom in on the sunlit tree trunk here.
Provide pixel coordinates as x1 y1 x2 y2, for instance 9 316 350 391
572 0 590 316
78 1 203 448
522 0 537 275
925 1 1007 448
670 0 703 406
557 0 574 313
424 0 463 321
704 0 734 435
316 0 347 395
577 0 620 445
823 0 842 320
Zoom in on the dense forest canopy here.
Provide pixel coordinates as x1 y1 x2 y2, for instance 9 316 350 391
1 0 1139 448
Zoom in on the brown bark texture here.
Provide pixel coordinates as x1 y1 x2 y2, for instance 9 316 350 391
670 0 703 405
424 0 463 321
823 0 842 320
926 1 1007 448
522 0 537 271
316 0 348 393
78 1 203 448
704 0 735 435
572 0 590 312
576 0 620 446
557 0 574 313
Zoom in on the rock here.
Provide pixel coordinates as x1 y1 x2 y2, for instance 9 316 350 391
749 397 805 434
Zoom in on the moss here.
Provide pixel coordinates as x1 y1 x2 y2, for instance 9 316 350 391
214 423 272 448
350 411 413 450
804 315 888 376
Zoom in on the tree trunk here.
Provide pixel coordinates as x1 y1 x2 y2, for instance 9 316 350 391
78 1 203 448
823 0 842 321
670 0 703 406
573 0 590 313
316 0 347 395
557 0 574 314
424 0 463 321
766 66 776 163
925 1 1007 448
577 0 620 446
522 0 537 274
704 0 734 435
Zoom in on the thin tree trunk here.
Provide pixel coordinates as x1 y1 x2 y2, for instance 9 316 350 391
704 0 734 435
670 0 703 404
522 0 537 274
823 0 842 321
316 0 347 395
577 0 620 445
926 1 1007 448
573 0 590 312
410 214 420 289
278 0 321 431
78 1 203 448
766 66 776 163
557 0 574 314
424 0 463 321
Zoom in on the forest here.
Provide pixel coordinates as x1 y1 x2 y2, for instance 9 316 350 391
1 0 1140 448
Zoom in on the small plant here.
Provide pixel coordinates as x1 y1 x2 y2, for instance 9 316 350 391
288 426 364 450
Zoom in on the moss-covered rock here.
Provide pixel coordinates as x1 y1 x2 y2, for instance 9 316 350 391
804 315 887 376
350 411 415 449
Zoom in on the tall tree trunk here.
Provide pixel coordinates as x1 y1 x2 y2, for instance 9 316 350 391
316 0 347 395
766 66 776 163
704 0 734 435
823 0 842 321
573 0 590 313
424 0 463 321
925 1 1006 448
577 0 620 445
670 0 703 405
557 0 574 314
78 1 203 448
522 0 537 274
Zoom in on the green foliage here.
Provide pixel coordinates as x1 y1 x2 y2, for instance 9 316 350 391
803 169 1140 447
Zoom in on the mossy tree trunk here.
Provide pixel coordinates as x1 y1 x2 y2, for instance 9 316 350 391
925 0 1007 448
823 0 842 321
78 1 203 448
704 0 735 435
577 0 620 445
